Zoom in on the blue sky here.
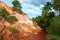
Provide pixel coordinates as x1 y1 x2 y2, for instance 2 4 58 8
1 0 51 18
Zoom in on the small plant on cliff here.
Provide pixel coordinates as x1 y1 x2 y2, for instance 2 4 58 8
7 16 17 23
9 27 18 33
12 0 22 13
0 8 18 23
0 8 9 19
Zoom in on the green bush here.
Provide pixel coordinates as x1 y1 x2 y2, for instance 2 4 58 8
47 16 60 40
47 16 60 35
12 0 22 13
7 16 17 22
0 8 18 23
9 27 18 33
0 8 9 18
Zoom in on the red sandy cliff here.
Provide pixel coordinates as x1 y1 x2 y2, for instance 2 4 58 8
0 2 49 40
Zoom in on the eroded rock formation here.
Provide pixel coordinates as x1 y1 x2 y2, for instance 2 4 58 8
0 2 49 40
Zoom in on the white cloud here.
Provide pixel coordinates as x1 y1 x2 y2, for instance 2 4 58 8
39 5 44 9
21 2 42 18
20 0 45 18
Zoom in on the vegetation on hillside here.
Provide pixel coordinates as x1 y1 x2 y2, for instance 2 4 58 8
9 27 18 33
12 0 22 13
32 0 60 40
0 8 17 23
0 8 9 18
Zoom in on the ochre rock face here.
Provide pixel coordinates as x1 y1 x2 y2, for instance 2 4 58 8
0 2 49 40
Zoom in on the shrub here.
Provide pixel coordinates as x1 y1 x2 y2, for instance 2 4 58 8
9 27 18 33
7 16 17 23
0 8 9 18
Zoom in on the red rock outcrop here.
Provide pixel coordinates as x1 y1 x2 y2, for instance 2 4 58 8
0 2 49 40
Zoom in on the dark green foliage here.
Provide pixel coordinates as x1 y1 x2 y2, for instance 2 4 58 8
33 16 49 28
12 0 22 13
32 2 55 29
47 16 60 35
53 0 60 11
49 12 55 18
41 2 51 28
48 34 60 40
32 16 41 24
41 2 55 28
9 27 18 33
42 2 52 17
0 8 9 18
39 18 49 28
47 16 60 40
7 16 17 22
53 0 60 15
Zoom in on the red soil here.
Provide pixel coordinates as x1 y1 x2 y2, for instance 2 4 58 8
21 30 49 40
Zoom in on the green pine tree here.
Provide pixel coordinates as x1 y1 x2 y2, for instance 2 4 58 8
12 0 22 13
